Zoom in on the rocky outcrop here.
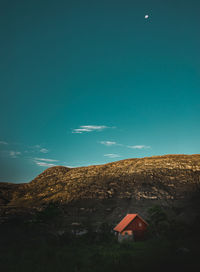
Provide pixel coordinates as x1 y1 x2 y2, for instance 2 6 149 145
1 154 199 208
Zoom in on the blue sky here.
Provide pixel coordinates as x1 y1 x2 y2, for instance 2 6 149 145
0 0 200 183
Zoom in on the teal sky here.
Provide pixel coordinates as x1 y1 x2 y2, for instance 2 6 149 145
0 0 200 183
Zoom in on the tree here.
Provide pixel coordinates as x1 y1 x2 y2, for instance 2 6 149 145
147 205 168 237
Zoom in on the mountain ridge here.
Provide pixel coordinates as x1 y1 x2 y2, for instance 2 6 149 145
0 154 199 207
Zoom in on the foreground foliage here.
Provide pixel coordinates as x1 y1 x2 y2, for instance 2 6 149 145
1 204 200 272
1 218 200 272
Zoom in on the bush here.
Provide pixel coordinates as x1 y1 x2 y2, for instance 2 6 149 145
33 202 62 223
147 205 168 237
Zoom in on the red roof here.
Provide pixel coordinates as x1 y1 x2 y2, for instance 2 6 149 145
113 214 148 233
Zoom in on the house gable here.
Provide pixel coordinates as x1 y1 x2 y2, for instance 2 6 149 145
114 214 148 233
124 215 148 232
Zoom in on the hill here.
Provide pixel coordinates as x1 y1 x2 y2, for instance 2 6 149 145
1 154 200 272
0 154 200 225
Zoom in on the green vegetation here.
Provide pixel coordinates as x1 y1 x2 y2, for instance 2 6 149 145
1 205 200 272
1 233 199 272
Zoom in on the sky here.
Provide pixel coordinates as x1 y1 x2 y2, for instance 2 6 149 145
0 0 200 183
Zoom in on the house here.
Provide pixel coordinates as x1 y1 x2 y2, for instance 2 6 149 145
113 214 148 242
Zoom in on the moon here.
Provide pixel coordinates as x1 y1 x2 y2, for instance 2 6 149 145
145 15 149 19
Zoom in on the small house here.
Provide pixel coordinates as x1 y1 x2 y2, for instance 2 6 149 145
114 214 148 242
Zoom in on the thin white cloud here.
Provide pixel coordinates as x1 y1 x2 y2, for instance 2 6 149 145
39 148 49 153
34 145 41 149
0 141 8 145
127 145 151 149
72 128 91 134
35 161 57 167
100 141 117 146
99 141 150 150
9 151 21 158
72 125 112 134
34 157 59 167
34 158 59 162
104 154 121 158
29 145 49 153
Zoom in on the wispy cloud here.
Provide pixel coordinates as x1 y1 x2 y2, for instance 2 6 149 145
99 141 150 150
0 142 50 162
35 161 57 167
127 145 151 149
34 157 59 167
0 141 8 145
72 125 113 134
100 141 118 146
9 151 21 158
40 148 48 153
34 158 59 162
30 145 49 153
33 145 41 149
104 154 121 158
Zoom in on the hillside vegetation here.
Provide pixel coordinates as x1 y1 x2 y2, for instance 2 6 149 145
1 154 199 205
